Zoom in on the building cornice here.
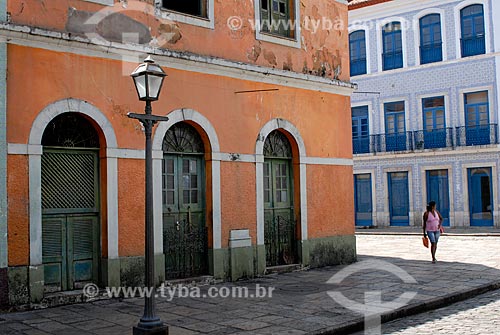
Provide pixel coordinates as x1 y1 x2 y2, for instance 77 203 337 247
0 23 357 96
349 0 461 20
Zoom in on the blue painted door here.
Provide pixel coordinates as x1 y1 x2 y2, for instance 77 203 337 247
426 170 450 226
385 102 406 151
423 97 446 149
465 91 489 146
352 106 369 154
388 172 409 226
382 22 403 70
354 174 373 226
468 168 493 226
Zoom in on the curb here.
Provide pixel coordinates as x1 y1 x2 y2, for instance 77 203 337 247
356 232 500 237
313 281 500 335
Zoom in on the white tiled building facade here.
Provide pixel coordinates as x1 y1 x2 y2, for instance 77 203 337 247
349 0 500 228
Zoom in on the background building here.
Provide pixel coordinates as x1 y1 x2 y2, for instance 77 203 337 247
0 0 356 306
349 0 500 228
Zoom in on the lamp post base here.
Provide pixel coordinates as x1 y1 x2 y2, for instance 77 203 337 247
133 325 169 335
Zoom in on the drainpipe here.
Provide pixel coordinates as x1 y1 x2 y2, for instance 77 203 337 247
0 0 9 306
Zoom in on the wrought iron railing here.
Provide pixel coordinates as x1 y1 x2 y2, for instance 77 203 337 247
353 136 370 154
350 59 367 76
413 128 453 150
353 124 498 155
456 124 498 147
382 51 403 70
420 43 443 64
461 36 485 57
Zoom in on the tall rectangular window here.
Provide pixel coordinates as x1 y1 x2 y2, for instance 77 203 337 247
420 14 442 64
461 4 485 57
382 22 403 71
260 0 294 38
384 101 406 151
163 0 207 18
352 106 369 154
464 91 490 145
350 31 367 76
422 96 446 148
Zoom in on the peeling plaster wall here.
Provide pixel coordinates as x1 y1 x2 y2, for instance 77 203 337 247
7 0 350 81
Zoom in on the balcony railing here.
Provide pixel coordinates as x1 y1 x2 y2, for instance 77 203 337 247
353 136 370 154
461 36 485 57
413 128 453 149
420 43 443 64
456 124 498 146
350 59 367 76
353 124 498 154
382 51 403 70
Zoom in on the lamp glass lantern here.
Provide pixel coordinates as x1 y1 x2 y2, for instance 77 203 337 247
131 56 167 101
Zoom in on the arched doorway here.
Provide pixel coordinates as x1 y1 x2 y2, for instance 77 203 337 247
263 130 297 267
41 113 100 292
162 123 208 279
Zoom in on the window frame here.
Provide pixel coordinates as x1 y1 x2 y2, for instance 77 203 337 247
460 4 486 57
352 105 370 154
419 14 443 64
254 0 301 48
349 30 367 76
376 18 407 72
157 0 215 29
454 0 490 59
84 0 114 5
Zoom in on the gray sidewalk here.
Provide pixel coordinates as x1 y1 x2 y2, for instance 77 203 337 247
1 234 500 335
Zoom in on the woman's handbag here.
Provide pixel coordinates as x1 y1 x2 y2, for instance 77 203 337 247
422 236 429 248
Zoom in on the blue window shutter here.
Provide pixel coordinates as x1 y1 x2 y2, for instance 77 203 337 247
349 30 367 76
382 22 403 71
460 5 485 57
420 14 443 64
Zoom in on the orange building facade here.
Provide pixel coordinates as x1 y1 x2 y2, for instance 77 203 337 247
0 0 356 305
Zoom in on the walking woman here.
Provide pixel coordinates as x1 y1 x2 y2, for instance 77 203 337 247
423 201 443 263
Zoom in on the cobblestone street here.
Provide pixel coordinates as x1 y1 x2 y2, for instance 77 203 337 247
1 233 500 335
354 289 500 334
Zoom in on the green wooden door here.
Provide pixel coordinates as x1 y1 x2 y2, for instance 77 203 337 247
41 149 100 292
163 155 207 279
263 130 296 267
264 159 295 266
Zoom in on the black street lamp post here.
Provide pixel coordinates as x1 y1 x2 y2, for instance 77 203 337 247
129 56 169 335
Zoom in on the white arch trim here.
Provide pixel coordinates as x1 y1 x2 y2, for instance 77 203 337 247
453 0 491 59
413 8 448 64
28 98 119 265
152 108 222 251
348 25 372 75
376 17 409 72
255 119 308 247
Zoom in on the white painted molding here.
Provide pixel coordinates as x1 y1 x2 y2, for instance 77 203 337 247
453 0 491 60
254 0 301 48
376 17 409 72
348 25 372 75
0 24 355 96
28 98 119 263
413 8 448 64
255 119 308 246
84 0 114 5
155 0 215 29
151 108 222 250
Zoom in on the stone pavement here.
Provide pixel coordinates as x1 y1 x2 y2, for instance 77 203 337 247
1 234 500 335
355 288 500 334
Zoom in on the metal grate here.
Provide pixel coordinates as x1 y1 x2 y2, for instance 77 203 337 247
163 123 204 154
264 130 292 158
73 219 94 256
42 218 63 258
42 151 97 211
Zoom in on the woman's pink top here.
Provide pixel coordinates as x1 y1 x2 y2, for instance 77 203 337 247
426 211 440 232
